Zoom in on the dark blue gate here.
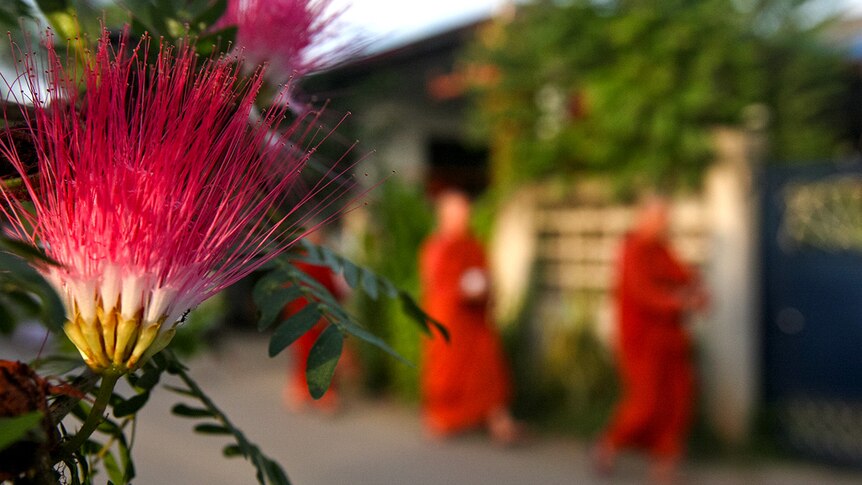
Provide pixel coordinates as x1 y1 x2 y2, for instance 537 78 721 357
762 164 862 465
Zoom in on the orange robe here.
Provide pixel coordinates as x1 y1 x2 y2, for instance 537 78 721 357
419 232 513 435
603 233 696 459
285 261 341 406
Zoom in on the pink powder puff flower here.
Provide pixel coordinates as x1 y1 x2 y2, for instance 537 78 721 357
217 0 344 83
0 30 354 374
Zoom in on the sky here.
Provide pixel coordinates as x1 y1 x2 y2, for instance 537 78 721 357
337 0 862 35
333 0 509 40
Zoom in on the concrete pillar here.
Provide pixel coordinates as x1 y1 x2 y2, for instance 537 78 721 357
700 127 760 445
489 186 538 325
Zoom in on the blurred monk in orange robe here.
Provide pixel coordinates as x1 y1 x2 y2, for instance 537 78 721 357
419 189 520 444
593 195 708 483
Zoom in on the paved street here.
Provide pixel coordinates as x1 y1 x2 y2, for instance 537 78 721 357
128 333 862 485
6 329 862 484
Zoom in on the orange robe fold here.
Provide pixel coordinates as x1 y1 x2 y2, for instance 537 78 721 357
419 233 513 435
604 233 696 459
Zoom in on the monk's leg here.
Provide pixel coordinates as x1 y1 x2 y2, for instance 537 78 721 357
595 352 661 471
424 328 516 439
649 350 695 482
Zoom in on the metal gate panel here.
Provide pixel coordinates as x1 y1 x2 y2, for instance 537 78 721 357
762 164 862 465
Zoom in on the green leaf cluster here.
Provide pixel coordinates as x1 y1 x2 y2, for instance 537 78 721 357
465 0 850 194
15 0 236 60
53 351 291 485
253 242 445 399
65 388 138 484
0 0 33 28
58 364 164 484
120 0 237 57
0 236 65 335
0 411 44 452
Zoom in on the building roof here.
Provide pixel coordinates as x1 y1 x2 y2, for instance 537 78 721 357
303 20 483 90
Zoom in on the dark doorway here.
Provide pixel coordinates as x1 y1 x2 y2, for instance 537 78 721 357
425 138 489 196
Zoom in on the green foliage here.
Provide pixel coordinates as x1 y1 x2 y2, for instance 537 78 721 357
350 181 435 399
52 351 292 485
34 0 104 41
122 0 236 56
253 240 444 398
268 304 322 355
759 30 850 161
64 383 138 484
0 236 66 334
305 324 343 399
0 0 33 27
23 0 235 61
466 0 849 193
0 411 44 451
502 285 618 438
540 299 618 435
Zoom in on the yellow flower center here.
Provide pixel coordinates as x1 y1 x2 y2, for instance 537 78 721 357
63 297 172 373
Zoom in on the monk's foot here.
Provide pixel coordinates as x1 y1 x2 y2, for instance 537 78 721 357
423 423 464 446
487 408 525 446
422 428 451 445
312 392 341 416
283 385 309 413
589 440 616 477
649 458 681 485
421 414 457 443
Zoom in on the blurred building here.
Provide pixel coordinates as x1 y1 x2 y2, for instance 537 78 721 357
302 21 490 195
302 14 862 466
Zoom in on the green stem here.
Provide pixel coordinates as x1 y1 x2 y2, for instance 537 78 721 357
61 369 122 455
